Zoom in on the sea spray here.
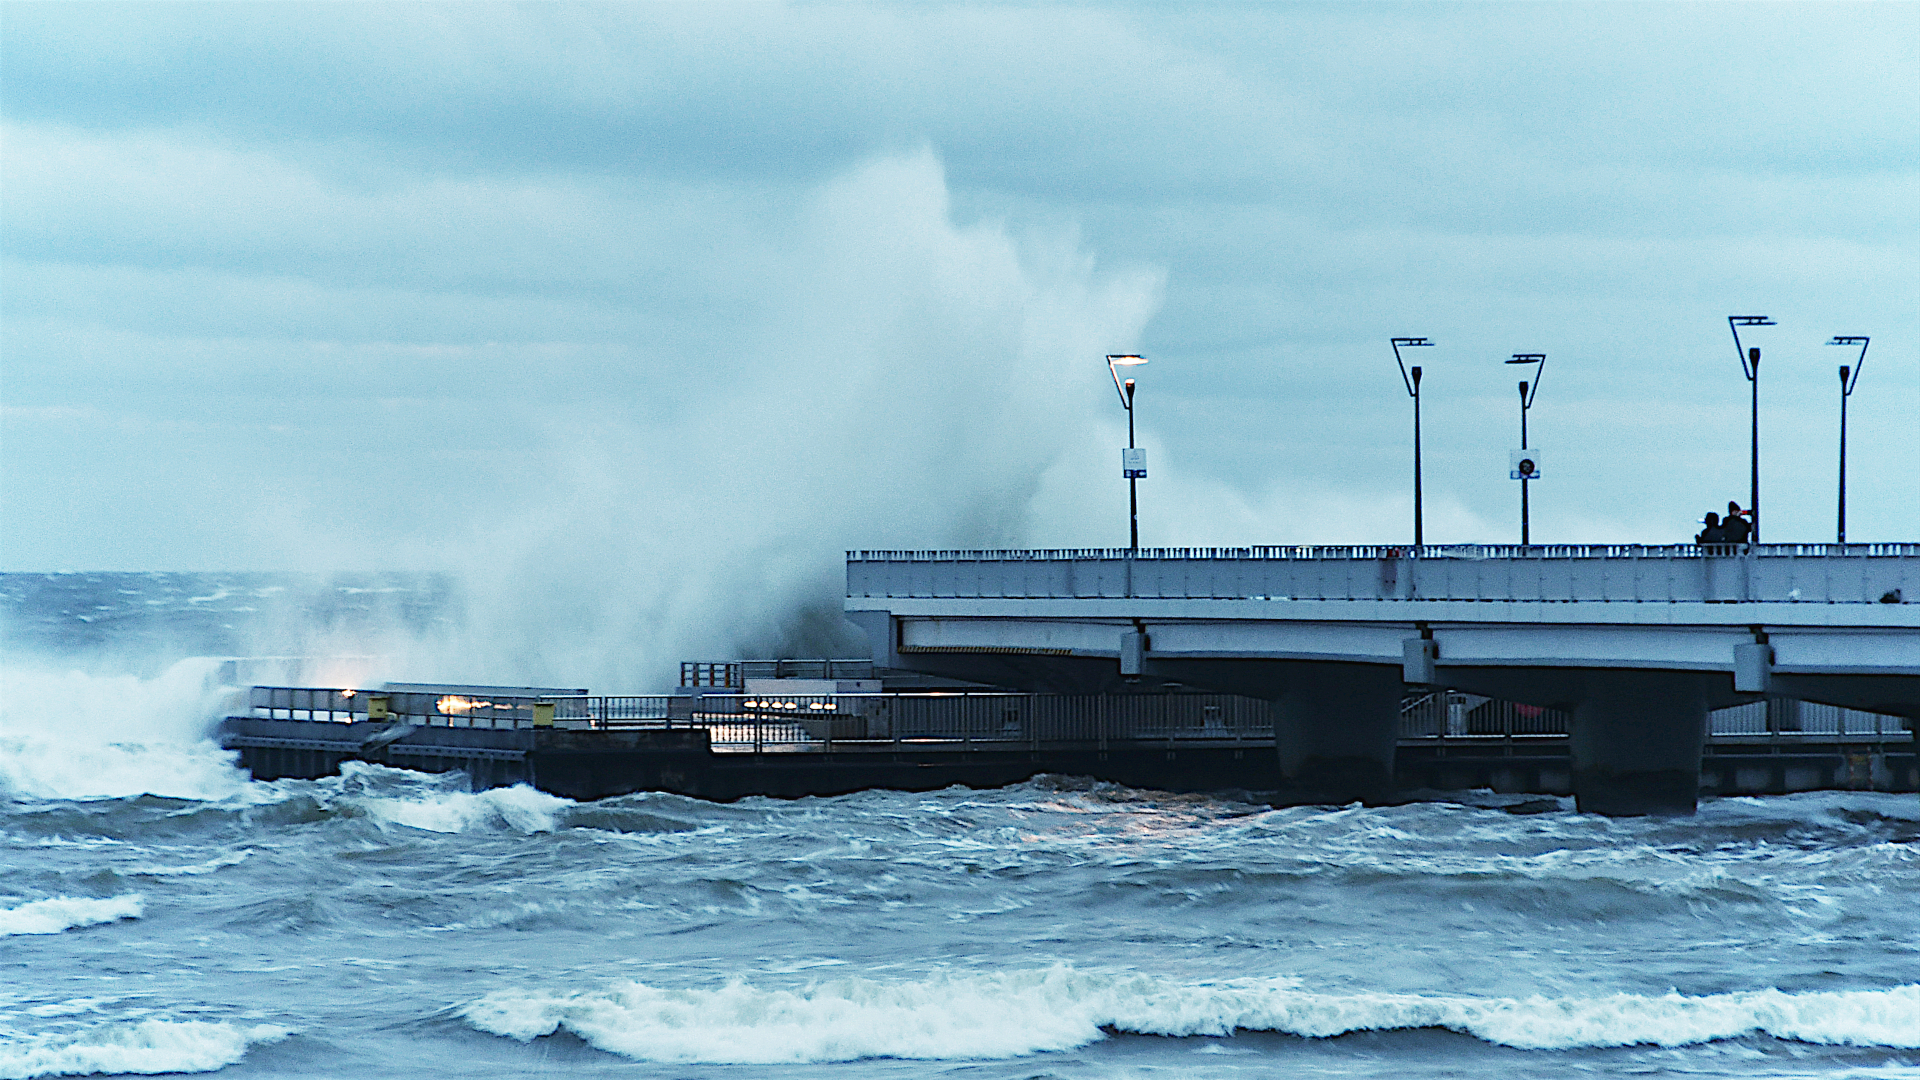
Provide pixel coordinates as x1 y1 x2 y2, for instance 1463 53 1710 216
0 659 246 801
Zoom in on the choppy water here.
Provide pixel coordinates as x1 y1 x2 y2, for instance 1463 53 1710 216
3 574 1918 1078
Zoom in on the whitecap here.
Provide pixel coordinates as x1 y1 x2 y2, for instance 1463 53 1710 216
362 783 573 834
0 896 143 936
0 1019 287 1078
460 967 1920 1063
128 851 252 877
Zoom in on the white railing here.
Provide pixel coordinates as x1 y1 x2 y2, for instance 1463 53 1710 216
851 543 1920 562
848 544 1918 604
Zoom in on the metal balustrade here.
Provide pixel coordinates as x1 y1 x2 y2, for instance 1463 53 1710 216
851 543 1920 562
847 544 1919 604
1398 692 1571 740
677 659 877 688
1395 690 1911 743
245 686 1270 749
249 685 1910 750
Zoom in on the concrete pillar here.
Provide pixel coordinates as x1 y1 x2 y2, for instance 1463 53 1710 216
1272 663 1404 803
1570 672 1709 815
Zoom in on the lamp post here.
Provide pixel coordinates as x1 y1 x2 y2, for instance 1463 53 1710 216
1827 335 1870 544
1107 354 1149 554
1505 353 1546 546
1391 337 1435 547
1728 316 1775 542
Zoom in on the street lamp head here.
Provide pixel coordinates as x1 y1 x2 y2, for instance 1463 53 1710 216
1105 353 1144 403
1829 336 1869 394
1392 337 1434 397
1105 354 1147 408
1728 317 1772 381
1507 353 1545 407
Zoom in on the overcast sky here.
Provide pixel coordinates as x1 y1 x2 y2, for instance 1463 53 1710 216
3 3 1915 681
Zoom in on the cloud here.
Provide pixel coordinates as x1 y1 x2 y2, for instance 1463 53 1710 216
2 0 1916 620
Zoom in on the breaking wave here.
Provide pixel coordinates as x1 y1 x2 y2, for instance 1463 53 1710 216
357 779 572 834
0 659 248 802
461 967 1920 1063
0 1019 287 1078
0 895 143 936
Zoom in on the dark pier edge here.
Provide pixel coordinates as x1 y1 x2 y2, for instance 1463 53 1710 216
219 714 1918 808
1569 672 1712 815
1270 663 1404 804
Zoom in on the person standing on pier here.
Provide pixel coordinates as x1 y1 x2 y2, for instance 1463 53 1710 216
1723 502 1752 545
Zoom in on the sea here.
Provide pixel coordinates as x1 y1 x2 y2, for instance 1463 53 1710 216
3 572 1917 1079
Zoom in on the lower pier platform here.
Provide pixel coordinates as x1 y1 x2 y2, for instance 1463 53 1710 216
216 716 1282 801
218 705 1919 805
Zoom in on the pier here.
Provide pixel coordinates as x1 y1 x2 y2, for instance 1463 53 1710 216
844 543 1919 813
213 543 1917 813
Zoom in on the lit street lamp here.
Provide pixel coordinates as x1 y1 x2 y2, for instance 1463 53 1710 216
1391 338 1435 547
1728 315 1775 542
1107 354 1149 553
1828 335 1870 544
1505 353 1546 545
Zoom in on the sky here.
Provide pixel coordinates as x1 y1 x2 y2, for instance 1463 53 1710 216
2 2 1915 683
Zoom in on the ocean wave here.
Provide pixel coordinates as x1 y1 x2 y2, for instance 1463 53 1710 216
0 659 249 802
0 1019 287 1079
360 780 573 834
129 851 252 877
461 967 1920 1063
0 895 143 936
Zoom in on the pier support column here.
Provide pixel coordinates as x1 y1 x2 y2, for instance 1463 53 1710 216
1272 664 1403 803
1570 672 1710 815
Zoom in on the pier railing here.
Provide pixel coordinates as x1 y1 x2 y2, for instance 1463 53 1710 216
247 686 1910 751
678 659 875 688
1395 690 1911 744
244 686 1273 750
848 543 1918 604
1398 692 1572 740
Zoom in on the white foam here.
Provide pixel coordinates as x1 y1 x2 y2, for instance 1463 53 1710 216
461 967 1920 1063
129 851 252 877
0 1019 287 1078
0 659 249 801
0 896 143 936
361 782 572 834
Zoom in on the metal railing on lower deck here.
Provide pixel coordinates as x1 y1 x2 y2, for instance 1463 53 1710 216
1707 699 1913 740
552 692 1274 751
1399 692 1571 740
1398 691 1913 744
245 686 1912 751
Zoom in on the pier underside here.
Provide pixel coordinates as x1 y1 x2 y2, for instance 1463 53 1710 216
871 649 1916 814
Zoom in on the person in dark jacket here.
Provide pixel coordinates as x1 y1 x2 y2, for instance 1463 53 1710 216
1696 512 1726 544
1723 502 1752 544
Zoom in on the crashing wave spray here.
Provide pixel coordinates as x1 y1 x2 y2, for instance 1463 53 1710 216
394 150 1165 691
0 658 249 800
